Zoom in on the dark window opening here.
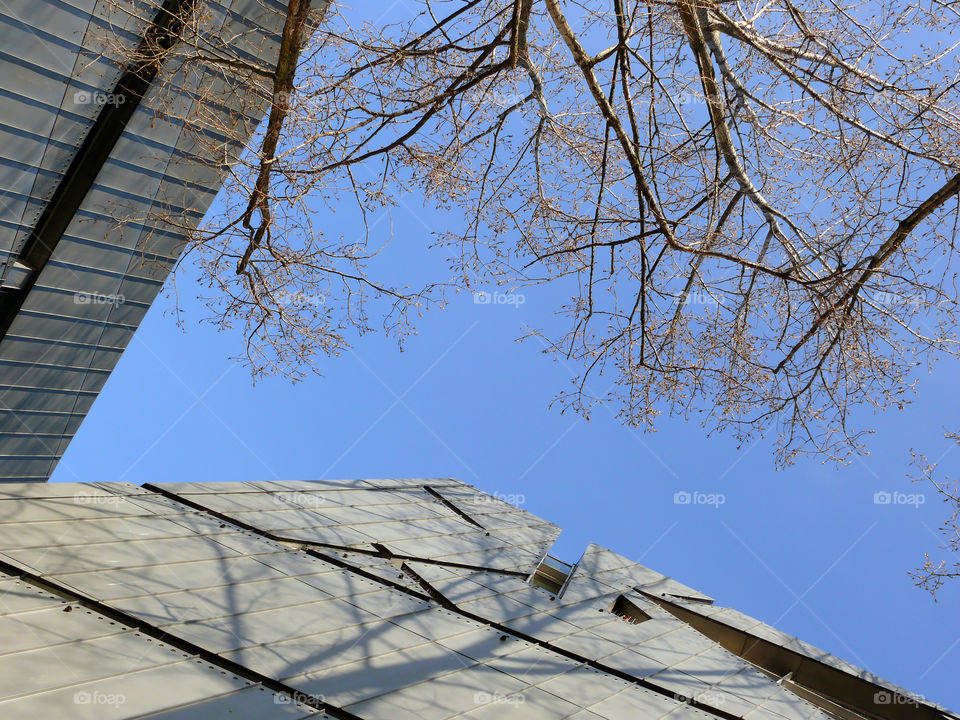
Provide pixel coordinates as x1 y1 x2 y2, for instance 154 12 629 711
530 555 572 595
610 595 652 624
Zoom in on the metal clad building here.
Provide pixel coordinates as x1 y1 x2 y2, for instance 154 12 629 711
0 478 952 720
0 0 288 480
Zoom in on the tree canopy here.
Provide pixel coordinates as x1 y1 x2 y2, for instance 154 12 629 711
109 1 960 471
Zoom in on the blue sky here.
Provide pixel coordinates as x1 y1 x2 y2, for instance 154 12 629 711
51 186 960 709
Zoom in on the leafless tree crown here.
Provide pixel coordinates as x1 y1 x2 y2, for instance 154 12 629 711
104 0 960 465
911 432 960 597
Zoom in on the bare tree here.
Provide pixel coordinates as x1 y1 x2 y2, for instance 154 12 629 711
911 433 960 598
104 0 960 465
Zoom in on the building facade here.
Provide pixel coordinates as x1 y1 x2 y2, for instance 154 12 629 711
0 0 295 480
0 478 952 719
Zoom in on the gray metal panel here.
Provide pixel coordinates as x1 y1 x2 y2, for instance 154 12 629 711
48 551 322 601
0 0 146 273
0 0 287 481
0 574 317 720
0 480 946 720
135 687 323 719
149 479 561 575
588 686 712 720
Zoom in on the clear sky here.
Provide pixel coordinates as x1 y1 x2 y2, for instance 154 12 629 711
50 185 960 710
